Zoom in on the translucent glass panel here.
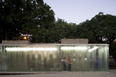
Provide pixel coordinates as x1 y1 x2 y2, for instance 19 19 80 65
0 44 109 72
60 45 109 71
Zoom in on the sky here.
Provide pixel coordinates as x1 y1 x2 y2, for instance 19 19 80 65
43 0 116 24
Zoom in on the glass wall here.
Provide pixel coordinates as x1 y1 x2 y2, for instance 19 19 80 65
0 44 109 72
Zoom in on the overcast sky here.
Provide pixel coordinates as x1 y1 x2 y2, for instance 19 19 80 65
43 0 116 24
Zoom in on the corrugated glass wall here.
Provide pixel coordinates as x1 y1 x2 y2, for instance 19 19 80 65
0 44 109 72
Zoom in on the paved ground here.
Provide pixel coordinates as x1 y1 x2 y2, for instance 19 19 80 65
0 70 116 77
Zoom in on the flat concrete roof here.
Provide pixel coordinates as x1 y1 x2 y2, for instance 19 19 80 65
0 44 109 46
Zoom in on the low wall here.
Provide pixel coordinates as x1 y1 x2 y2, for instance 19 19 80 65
61 39 88 44
2 40 30 44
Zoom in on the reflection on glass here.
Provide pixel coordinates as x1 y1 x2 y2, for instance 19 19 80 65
0 44 109 72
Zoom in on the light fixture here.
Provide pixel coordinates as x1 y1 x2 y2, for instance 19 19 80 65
23 36 27 40
5 47 57 52
60 46 88 50
88 46 98 52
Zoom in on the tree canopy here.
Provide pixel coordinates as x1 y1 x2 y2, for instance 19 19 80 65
76 12 116 60
0 0 55 42
77 12 116 44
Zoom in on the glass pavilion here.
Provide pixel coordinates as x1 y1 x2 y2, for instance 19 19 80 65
0 44 109 72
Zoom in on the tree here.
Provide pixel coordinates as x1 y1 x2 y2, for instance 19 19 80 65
77 12 116 44
0 0 34 41
76 12 116 60
54 19 77 42
90 12 116 44
76 20 97 43
0 0 55 43
29 0 55 43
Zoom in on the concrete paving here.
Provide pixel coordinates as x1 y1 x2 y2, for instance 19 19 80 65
0 70 116 77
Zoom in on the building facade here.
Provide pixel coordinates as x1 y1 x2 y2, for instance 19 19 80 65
0 44 109 72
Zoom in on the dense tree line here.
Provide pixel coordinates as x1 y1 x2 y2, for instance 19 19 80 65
76 12 116 60
0 0 116 59
0 0 55 42
77 12 116 44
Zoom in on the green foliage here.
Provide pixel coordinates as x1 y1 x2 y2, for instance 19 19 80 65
53 19 77 42
76 20 96 43
0 0 25 40
76 12 116 59
77 12 116 44
31 18 77 43
0 0 55 42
